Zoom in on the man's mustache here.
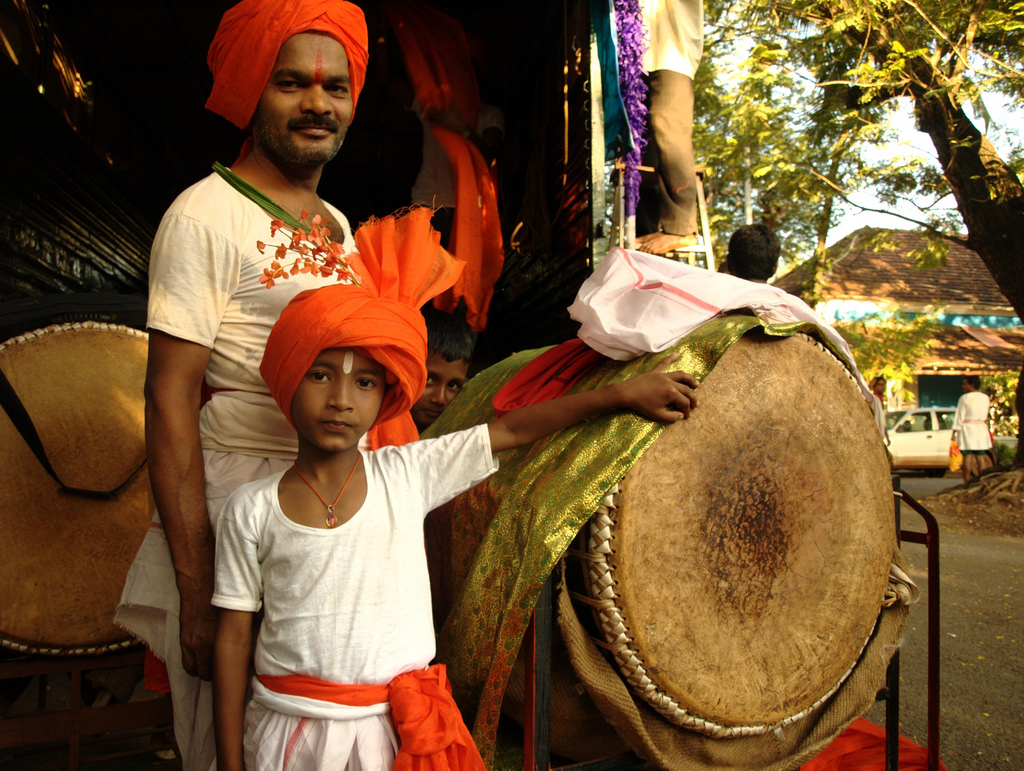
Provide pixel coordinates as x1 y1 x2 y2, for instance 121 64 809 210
288 116 341 132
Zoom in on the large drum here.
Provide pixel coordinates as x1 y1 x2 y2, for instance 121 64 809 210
428 323 913 770
0 322 152 655
574 331 893 737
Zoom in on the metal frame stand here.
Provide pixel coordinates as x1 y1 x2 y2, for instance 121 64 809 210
889 475 944 771
521 476 943 771
523 575 641 771
609 162 715 271
0 646 175 770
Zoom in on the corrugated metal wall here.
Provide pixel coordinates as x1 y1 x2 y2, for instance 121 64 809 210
0 55 150 299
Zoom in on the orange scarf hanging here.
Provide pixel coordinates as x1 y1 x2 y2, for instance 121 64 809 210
383 0 504 332
366 412 420 449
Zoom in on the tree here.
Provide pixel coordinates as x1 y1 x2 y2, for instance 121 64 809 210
697 0 1024 465
833 310 942 399
790 0 1024 466
695 2 904 274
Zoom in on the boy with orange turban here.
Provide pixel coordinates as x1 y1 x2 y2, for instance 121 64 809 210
210 209 700 770
117 3 370 769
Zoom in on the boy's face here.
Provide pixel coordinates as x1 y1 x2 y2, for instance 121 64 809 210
291 348 385 453
411 354 470 432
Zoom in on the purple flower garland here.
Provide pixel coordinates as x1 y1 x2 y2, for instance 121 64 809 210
614 0 648 217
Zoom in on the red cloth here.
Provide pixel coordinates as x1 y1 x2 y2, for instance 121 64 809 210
492 339 608 417
257 664 486 771
260 208 463 431
143 647 171 694
384 0 504 332
801 718 947 771
206 0 369 130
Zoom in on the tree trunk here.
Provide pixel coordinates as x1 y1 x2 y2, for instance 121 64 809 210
1017 361 1024 468
911 87 1024 467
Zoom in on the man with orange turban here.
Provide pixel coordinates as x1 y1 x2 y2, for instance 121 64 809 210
116 3 369 769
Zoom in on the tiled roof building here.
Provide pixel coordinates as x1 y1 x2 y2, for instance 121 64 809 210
776 228 1013 309
774 227 1022 406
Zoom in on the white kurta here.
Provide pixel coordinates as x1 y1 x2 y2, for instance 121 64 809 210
953 390 992 451
640 0 704 78
116 173 353 771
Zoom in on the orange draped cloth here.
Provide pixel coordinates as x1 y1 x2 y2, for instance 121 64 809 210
206 0 369 130
801 718 948 771
257 664 486 771
383 0 504 332
367 412 420 449
260 209 463 433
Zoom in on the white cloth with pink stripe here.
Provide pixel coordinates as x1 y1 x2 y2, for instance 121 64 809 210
568 247 872 401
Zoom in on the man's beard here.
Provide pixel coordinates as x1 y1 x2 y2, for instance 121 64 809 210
252 114 347 167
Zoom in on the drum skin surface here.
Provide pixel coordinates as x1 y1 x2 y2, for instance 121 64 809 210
603 333 893 727
0 323 152 654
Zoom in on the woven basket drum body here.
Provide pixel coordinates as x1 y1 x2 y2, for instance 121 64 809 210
0 323 152 655
582 333 894 736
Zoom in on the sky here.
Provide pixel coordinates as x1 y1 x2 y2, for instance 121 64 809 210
826 93 1023 246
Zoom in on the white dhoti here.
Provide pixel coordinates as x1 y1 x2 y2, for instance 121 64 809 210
243 702 398 771
115 450 292 771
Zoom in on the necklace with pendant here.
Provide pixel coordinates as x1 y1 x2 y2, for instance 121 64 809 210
293 455 361 528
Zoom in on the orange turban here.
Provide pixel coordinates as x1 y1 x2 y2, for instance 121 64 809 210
261 208 463 431
206 0 369 129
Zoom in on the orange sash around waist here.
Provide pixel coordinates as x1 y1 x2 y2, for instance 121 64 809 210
258 664 486 771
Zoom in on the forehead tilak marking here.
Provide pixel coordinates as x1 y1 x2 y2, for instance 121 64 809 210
314 48 323 84
342 350 354 374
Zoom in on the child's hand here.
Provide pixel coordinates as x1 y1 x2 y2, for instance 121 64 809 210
615 355 699 422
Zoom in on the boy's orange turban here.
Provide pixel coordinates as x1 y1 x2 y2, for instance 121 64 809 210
206 0 369 130
261 208 463 432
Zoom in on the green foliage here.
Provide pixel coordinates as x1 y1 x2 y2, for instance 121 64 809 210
694 0 1024 271
694 8 881 268
993 440 1017 469
833 310 942 399
983 371 1021 437
908 230 952 268
692 0 1024 464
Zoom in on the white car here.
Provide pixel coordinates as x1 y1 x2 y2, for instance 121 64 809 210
885 407 957 476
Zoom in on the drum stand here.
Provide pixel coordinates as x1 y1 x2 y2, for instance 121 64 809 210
885 475 943 771
0 646 175 769
520 477 944 771
523 576 643 771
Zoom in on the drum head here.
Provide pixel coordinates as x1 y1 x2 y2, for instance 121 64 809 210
590 332 893 731
0 322 151 654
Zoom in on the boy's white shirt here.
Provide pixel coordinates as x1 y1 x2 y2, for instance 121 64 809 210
212 424 498 721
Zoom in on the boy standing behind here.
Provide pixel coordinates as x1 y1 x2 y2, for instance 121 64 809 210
411 306 477 433
211 210 698 770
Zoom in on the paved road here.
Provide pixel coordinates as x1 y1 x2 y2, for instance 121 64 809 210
861 474 1024 770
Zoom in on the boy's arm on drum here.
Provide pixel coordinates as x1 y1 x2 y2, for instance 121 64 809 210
487 355 698 453
145 330 218 681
